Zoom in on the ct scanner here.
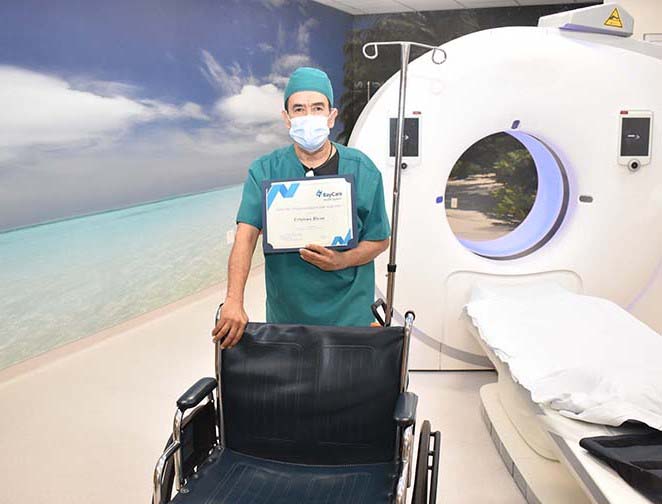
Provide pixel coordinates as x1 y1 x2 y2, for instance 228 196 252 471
349 4 662 503
350 3 662 372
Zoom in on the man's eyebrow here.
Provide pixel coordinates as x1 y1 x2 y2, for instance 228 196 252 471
291 102 326 108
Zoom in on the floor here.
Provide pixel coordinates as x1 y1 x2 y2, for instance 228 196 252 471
409 371 525 504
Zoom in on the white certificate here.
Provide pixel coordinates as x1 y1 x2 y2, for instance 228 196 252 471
262 175 358 253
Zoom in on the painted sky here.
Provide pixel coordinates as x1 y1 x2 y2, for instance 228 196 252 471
0 0 351 231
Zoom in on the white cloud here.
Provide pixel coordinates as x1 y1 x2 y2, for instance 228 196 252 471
264 53 313 89
0 56 294 229
277 24 287 52
140 99 209 120
181 102 208 120
261 0 288 8
199 18 322 124
266 73 289 88
69 78 141 98
0 66 207 161
250 18 319 90
0 66 144 152
256 132 283 144
199 50 249 95
258 42 275 53
215 83 284 124
166 123 288 158
272 53 312 75
297 18 319 51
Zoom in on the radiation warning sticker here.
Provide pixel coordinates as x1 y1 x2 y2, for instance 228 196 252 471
604 7 623 28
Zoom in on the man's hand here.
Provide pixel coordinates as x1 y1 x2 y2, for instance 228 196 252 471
299 244 348 271
211 298 248 349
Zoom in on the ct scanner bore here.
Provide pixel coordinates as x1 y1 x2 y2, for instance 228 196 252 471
446 129 569 260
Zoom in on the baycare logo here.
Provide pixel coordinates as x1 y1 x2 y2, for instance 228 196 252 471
316 189 343 199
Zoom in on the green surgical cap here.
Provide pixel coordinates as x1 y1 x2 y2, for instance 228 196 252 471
283 67 334 109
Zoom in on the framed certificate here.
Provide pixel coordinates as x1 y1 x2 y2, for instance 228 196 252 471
262 175 358 254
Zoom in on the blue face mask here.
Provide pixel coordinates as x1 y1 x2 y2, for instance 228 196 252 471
288 115 330 153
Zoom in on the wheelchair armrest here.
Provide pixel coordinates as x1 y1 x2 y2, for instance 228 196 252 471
394 391 418 426
177 377 217 412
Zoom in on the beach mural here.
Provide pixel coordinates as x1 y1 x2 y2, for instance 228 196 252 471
0 0 351 370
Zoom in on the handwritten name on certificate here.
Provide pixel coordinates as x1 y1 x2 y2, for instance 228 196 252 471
262 175 358 254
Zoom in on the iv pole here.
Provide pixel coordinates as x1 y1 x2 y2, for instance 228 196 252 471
362 41 446 326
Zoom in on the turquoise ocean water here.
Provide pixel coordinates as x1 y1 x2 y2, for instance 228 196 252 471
0 185 263 371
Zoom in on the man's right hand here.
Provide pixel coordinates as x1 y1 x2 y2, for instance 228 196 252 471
211 298 248 349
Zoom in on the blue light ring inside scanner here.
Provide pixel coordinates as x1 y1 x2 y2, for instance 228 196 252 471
458 131 570 260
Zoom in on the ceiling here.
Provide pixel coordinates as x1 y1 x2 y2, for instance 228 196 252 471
312 0 600 15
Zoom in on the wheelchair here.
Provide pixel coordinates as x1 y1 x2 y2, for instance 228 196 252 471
152 307 441 504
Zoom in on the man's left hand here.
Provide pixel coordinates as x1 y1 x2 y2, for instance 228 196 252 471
300 244 348 271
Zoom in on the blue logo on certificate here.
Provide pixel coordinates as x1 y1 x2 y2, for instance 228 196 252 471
267 182 300 209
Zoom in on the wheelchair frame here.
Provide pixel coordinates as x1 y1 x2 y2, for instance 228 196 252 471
153 307 440 504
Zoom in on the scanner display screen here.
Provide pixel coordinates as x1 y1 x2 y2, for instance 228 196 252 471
389 118 419 157
621 117 651 157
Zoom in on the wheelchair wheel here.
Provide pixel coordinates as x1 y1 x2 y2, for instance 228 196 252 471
412 420 441 504
412 420 431 503
153 435 175 504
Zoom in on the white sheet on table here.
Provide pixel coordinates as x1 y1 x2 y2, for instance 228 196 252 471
465 282 662 429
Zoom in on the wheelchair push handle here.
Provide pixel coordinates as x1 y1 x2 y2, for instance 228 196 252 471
372 299 415 328
371 298 389 326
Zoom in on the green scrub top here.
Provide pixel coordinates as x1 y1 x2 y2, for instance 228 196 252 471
236 142 390 326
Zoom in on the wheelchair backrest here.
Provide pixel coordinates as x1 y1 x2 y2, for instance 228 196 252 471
220 323 404 465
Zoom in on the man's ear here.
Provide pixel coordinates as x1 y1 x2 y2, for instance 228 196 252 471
282 110 291 129
327 108 338 129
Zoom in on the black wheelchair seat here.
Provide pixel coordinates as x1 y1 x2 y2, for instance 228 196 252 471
172 448 398 503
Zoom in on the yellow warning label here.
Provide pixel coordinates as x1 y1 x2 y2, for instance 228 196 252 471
604 7 623 28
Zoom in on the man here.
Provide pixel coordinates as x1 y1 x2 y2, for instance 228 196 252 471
212 67 390 348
